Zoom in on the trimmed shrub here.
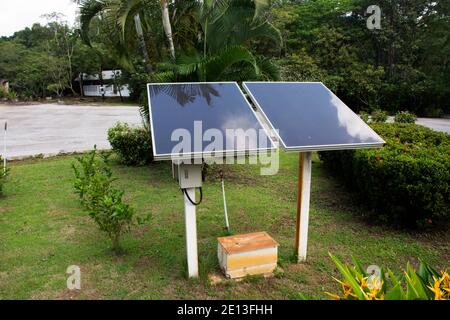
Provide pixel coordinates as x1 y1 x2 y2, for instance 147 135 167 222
107 122 153 166
394 111 417 123
319 123 449 228
371 109 388 123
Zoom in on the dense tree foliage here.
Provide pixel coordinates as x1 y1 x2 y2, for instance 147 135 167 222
78 0 282 101
273 0 449 116
0 0 448 116
0 15 105 99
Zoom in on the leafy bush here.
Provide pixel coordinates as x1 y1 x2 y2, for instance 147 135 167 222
319 123 450 228
8 91 18 101
107 122 153 166
371 109 388 123
326 253 449 300
394 111 417 123
0 87 8 99
72 147 147 252
0 87 19 101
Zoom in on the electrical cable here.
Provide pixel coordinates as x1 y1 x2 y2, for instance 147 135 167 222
182 187 203 206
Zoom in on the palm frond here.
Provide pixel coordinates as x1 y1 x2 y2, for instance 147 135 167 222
205 0 282 54
205 45 260 81
115 0 144 41
79 0 107 45
253 0 271 19
255 56 280 80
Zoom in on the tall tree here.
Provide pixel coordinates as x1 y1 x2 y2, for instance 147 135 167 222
160 0 175 59
134 13 153 73
79 0 144 72
79 0 175 69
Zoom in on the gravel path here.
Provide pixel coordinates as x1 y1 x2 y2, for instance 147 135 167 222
0 104 141 159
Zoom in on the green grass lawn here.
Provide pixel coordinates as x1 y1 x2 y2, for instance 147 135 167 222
0 152 448 299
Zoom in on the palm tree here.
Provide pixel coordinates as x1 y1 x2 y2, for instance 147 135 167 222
160 0 175 59
79 0 280 77
79 1 131 71
161 0 282 81
133 13 153 73
138 0 282 123
79 0 178 70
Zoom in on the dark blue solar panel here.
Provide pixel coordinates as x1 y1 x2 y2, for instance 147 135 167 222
243 82 385 151
147 82 275 160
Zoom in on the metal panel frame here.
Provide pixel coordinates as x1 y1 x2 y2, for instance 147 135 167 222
147 82 276 161
242 81 385 152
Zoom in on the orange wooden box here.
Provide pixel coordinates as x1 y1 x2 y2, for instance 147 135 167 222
217 232 279 279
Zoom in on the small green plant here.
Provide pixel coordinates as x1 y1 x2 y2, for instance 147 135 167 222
0 87 19 101
371 109 388 122
7 91 18 101
72 147 148 252
107 122 153 166
394 111 417 123
326 253 449 300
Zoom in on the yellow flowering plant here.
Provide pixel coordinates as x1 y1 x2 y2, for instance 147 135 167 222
326 253 449 300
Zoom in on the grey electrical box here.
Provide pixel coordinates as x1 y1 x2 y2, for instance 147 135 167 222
173 163 202 189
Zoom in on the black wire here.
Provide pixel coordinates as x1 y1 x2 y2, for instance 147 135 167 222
182 187 203 206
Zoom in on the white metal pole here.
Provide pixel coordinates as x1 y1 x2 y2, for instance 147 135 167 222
184 187 199 278
295 152 312 262
221 179 230 231
3 121 6 176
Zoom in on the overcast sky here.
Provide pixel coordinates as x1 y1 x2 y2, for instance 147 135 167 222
0 0 78 37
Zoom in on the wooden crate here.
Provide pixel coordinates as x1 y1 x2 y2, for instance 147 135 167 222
217 232 279 279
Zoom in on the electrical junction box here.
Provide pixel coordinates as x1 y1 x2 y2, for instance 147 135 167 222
172 162 202 189
218 232 279 279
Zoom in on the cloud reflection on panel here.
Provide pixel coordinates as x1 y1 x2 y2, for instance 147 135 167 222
222 115 266 151
329 91 379 142
147 82 275 160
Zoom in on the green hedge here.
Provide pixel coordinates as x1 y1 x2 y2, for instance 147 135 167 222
107 122 153 166
319 123 449 228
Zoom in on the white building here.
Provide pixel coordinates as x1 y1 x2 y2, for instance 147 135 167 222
76 70 131 98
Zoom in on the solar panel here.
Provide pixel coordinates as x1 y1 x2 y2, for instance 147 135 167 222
148 82 275 160
243 82 385 152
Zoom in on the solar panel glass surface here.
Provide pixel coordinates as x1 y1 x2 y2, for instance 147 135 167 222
148 82 275 160
243 82 385 152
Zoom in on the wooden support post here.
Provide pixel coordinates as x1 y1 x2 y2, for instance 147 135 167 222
184 187 199 278
295 152 312 262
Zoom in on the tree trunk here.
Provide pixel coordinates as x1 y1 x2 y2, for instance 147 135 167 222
111 234 120 253
79 73 84 98
100 68 105 101
133 13 153 74
160 0 175 59
113 71 124 102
